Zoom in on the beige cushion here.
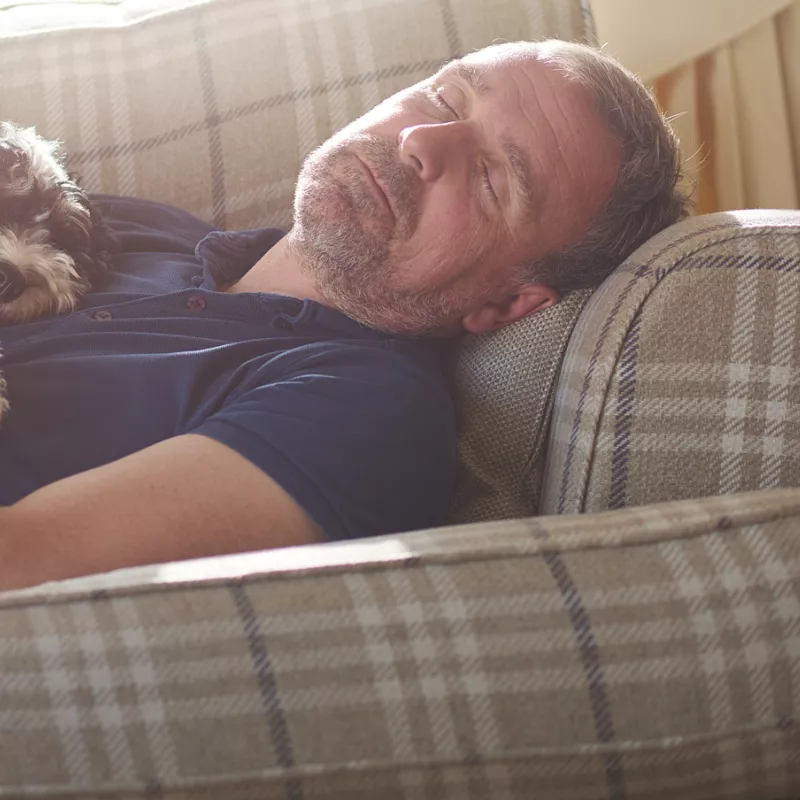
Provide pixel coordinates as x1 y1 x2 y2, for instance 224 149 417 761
542 209 800 514
449 289 593 523
2 487 799 798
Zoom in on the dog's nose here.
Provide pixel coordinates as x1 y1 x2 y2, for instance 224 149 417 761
0 261 25 303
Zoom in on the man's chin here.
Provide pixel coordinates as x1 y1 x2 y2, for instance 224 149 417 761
297 175 394 244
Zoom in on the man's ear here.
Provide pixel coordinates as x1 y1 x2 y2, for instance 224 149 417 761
460 284 560 334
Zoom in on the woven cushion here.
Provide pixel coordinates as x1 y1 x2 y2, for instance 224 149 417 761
542 210 800 514
2 487 799 798
449 289 593 523
0 0 594 231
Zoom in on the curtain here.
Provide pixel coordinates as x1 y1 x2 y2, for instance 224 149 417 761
651 2 800 213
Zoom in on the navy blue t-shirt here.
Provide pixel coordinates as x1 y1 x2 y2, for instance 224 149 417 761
0 195 458 540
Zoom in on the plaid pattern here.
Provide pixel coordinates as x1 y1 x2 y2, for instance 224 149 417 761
0 0 594 231
4 3 800 799
542 210 800 515
1 487 799 798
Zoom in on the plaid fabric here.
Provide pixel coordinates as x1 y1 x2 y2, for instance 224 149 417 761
6 4 800 799
542 210 800 515
449 288 594 524
1 487 799 798
0 0 594 231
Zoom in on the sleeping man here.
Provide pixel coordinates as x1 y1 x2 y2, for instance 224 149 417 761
0 40 688 590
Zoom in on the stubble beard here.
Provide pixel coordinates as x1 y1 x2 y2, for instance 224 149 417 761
291 133 478 336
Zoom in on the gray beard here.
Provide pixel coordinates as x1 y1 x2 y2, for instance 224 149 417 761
291 133 478 335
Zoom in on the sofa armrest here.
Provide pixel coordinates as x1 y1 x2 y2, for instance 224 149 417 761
542 209 800 515
2 488 799 798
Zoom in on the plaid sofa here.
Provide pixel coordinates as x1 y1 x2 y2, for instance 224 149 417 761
1 1 799 798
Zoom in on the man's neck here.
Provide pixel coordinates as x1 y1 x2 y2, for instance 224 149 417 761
221 233 328 305
221 232 464 338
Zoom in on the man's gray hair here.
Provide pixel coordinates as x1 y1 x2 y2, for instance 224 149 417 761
519 39 692 293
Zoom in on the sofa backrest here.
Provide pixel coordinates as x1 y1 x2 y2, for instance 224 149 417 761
1 0 595 231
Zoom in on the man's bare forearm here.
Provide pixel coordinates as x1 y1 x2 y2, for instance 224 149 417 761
0 505 45 591
0 502 106 590
0 435 322 592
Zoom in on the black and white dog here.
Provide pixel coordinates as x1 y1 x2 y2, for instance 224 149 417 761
0 121 117 420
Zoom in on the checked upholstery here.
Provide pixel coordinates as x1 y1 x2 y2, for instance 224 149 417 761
1 488 799 799
2 0 800 798
542 210 800 514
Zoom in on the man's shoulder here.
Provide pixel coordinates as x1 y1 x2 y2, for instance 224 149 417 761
191 332 458 539
92 194 216 251
211 331 457 463
284 334 455 406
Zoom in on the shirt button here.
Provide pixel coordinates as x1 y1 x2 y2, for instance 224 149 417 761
186 295 207 312
92 309 113 321
274 318 293 332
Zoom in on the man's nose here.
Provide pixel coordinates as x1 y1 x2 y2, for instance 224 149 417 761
398 121 476 183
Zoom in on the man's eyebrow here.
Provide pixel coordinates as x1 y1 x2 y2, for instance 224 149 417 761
452 62 490 97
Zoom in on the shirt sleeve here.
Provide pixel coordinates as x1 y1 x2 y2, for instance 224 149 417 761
190 342 458 540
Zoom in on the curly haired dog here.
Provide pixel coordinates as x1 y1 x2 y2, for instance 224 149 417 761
0 121 117 421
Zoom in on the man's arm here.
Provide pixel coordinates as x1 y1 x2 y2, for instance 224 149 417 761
0 434 323 591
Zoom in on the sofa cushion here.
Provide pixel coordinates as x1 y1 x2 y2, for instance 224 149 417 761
542 209 800 514
449 288 593 524
0 0 594 231
2 487 799 798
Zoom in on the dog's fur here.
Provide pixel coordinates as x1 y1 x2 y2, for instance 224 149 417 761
0 121 117 421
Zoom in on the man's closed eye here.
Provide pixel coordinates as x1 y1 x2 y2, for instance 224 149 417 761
427 88 499 204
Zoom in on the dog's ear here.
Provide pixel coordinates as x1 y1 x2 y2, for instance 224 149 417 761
73 212 119 290
49 179 118 288
88 198 119 256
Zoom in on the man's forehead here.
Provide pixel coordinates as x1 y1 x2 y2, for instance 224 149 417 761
438 44 541 89
462 42 539 67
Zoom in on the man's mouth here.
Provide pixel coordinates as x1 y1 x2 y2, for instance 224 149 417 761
355 156 395 224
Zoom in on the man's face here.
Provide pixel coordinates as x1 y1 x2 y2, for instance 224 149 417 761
291 42 620 335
